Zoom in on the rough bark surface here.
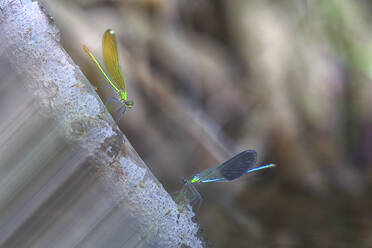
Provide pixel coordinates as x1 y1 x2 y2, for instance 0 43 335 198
0 0 205 247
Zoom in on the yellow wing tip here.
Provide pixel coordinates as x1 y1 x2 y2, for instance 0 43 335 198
106 29 115 35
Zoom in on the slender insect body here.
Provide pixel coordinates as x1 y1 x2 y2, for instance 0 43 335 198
83 29 133 122
174 149 276 211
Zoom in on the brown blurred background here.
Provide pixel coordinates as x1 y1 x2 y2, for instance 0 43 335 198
41 0 372 247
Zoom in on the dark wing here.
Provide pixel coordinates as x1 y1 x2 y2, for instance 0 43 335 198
219 150 257 181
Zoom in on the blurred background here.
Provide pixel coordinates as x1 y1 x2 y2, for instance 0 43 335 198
9 0 372 247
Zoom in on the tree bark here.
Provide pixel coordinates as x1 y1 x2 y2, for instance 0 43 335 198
0 0 205 247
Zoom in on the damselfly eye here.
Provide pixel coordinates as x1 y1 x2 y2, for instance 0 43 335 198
126 100 134 108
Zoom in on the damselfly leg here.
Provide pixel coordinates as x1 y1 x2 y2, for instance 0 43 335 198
115 103 127 122
173 181 203 212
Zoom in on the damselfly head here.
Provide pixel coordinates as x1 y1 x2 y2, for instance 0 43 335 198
125 100 134 108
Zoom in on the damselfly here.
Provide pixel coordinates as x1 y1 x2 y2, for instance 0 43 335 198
83 29 133 122
174 150 276 210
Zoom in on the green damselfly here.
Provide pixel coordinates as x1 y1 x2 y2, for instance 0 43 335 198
174 150 276 210
83 29 133 122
